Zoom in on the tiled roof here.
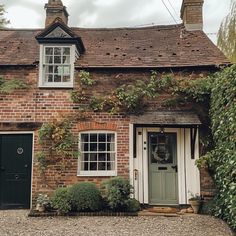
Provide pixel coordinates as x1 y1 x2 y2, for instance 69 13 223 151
0 24 230 68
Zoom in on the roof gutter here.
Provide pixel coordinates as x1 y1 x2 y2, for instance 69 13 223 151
75 63 231 71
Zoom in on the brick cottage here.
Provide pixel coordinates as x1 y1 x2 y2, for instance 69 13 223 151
0 0 230 209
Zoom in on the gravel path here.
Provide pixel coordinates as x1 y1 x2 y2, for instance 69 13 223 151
0 210 234 236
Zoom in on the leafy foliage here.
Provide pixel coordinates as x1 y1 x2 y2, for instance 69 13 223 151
0 5 10 28
196 65 236 229
37 120 78 173
126 198 141 212
35 152 47 173
217 0 236 63
79 70 94 86
0 77 28 93
36 194 51 208
173 76 213 103
207 65 236 229
51 187 72 214
69 182 103 212
38 120 76 157
102 177 133 211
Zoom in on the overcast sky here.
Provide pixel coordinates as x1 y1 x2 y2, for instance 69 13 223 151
1 0 232 43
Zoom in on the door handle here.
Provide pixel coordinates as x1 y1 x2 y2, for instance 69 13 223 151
171 165 178 172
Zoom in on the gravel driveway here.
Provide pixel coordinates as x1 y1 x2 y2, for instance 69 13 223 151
0 210 234 236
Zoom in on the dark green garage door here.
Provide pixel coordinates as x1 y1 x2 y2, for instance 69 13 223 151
0 134 32 209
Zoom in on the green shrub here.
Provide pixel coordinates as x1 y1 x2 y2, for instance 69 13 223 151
102 177 133 211
51 187 72 214
69 182 102 212
207 65 236 229
127 198 141 212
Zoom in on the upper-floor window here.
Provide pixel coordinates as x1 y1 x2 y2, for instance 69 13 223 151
39 45 76 88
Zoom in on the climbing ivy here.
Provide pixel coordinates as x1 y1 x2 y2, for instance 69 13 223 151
193 65 236 229
0 77 28 93
205 65 236 229
37 120 78 173
71 71 174 115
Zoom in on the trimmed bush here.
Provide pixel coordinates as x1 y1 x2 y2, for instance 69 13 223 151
102 177 133 211
51 187 72 214
127 198 141 212
69 182 102 212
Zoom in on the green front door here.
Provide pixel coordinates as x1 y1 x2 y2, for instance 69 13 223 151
148 132 178 204
0 134 32 209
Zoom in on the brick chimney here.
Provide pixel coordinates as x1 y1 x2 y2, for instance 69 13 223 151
45 0 69 27
181 0 204 31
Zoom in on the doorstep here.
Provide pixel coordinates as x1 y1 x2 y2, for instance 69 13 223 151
138 206 194 217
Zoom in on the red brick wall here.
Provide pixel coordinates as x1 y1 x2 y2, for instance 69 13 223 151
0 67 215 201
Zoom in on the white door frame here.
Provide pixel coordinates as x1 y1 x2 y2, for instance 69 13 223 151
131 127 200 205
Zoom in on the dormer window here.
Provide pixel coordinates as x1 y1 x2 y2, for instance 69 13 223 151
36 21 85 88
39 44 76 87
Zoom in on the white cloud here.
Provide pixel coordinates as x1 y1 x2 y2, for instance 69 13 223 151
1 0 232 43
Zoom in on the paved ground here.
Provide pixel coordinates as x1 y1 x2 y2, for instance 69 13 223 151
0 210 234 236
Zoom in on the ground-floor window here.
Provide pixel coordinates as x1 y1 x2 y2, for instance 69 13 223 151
78 131 116 176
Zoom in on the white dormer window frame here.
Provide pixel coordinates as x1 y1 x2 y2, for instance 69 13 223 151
39 44 77 88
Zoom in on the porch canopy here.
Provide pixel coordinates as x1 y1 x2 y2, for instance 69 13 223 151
130 111 201 159
130 111 201 127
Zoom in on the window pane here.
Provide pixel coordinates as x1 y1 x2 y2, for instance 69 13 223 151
54 56 61 64
90 153 97 162
63 66 70 75
45 74 53 82
107 143 115 151
98 162 106 170
54 47 62 55
81 134 89 142
59 66 65 75
54 74 61 82
98 153 106 161
99 143 106 151
107 153 115 162
45 47 53 55
107 162 115 170
90 143 97 152
81 143 88 152
81 153 89 162
90 134 97 142
107 134 114 142
45 56 53 64
107 162 111 170
81 162 89 171
63 56 70 64
63 75 70 82
45 66 53 74
63 47 70 55
99 134 106 142
90 162 97 170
